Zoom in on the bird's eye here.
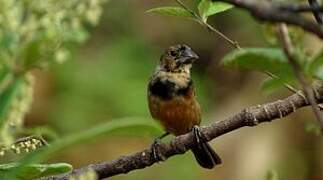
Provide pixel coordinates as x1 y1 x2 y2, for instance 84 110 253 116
170 50 177 57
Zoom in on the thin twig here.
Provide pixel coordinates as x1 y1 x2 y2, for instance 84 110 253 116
175 0 241 49
277 23 323 130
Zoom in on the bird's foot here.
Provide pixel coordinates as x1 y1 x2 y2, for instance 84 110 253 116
151 138 165 162
150 132 169 162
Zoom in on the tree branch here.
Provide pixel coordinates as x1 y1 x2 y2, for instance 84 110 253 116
212 0 323 38
44 83 323 180
308 0 323 24
279 3 323 13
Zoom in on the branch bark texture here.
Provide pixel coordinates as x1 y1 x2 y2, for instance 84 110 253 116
45 83 323 180
212 0 323 38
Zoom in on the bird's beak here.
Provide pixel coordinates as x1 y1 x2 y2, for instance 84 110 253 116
179 49 199 64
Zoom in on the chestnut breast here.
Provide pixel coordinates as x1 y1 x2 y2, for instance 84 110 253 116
148 77 201 135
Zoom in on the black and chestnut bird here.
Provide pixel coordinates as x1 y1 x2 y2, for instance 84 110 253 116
147 44 222 169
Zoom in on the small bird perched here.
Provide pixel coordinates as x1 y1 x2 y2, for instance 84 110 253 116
147 44 222 169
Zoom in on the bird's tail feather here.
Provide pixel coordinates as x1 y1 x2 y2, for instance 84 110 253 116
191 142 222 169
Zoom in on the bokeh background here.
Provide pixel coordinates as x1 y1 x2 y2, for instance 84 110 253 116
23 0 323 179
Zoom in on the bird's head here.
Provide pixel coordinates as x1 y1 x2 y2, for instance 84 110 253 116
159 44 199 73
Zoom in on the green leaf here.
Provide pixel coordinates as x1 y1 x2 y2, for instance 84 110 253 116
261 78 285 94
222 48 294 78
306 49 323 80
0 163 72 180
6 117 162 179
261 77 297 94
198 0 233 22
147 7 194 19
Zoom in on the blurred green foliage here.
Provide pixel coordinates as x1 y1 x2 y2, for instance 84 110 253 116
0 0 117 178
0 162 72 179
306 49 323 80
50 38 157 132
0 0 108 145
222 48 298 92
222 47 323 92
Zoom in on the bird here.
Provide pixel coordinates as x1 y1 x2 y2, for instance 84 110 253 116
147 44 222 169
